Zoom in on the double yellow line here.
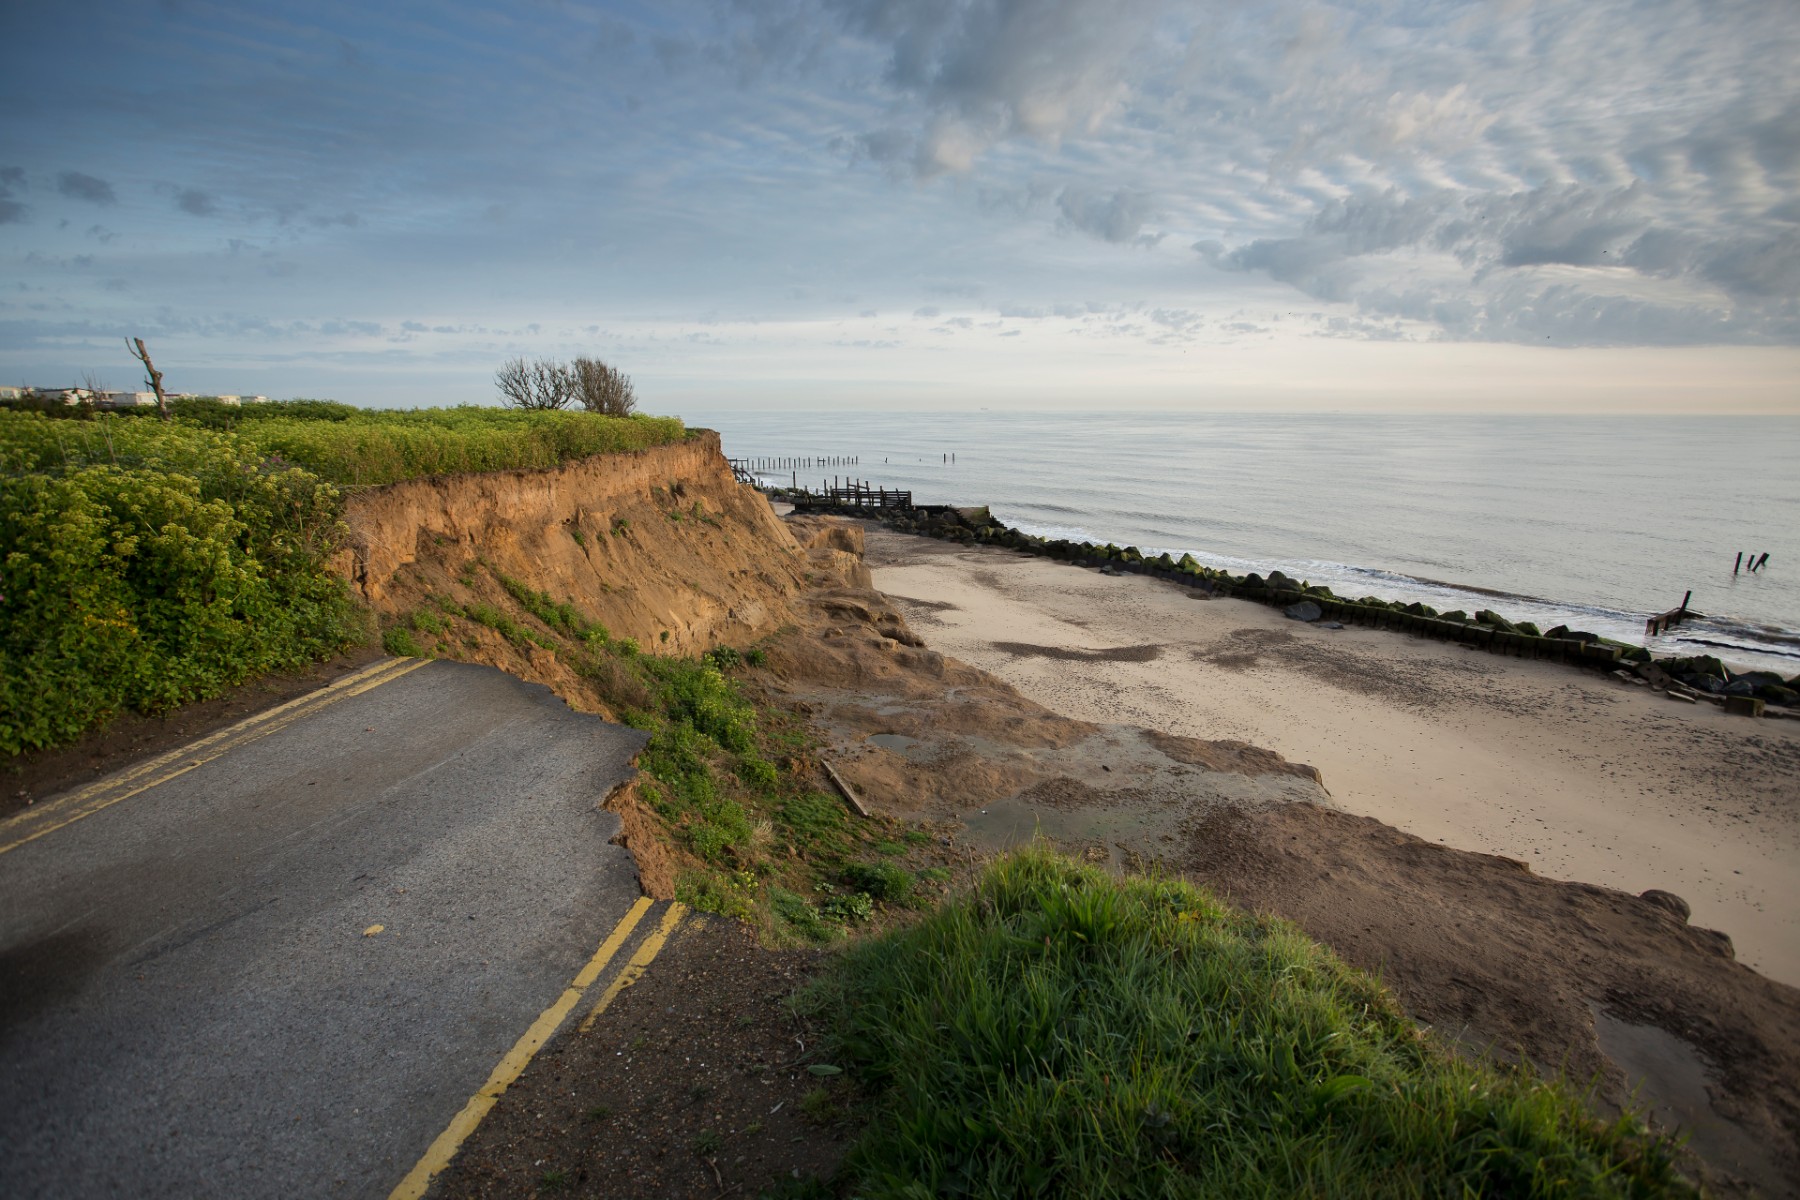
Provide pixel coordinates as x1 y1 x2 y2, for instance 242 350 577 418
389 899 688 1200
0 656 430 857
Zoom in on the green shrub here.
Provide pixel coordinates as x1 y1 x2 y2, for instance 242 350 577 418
843 861 913 903
382 627 425 657
0 412 361 754
688 820 734 860
675 868 753 921
736 756 780 794
822 892 874 924
770 886 834 942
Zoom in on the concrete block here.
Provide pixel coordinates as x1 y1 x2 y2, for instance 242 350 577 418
1725 695 1766 718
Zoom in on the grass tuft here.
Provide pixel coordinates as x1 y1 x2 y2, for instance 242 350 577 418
804 845 1697 1199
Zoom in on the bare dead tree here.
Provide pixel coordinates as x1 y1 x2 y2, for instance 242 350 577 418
78 369 108 411
125 337 170 420
571 356 637 417
494 356 576 410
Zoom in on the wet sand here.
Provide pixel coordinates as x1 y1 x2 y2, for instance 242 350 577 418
865 527 1800 986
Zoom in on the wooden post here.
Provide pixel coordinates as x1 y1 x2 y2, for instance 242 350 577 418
822 760 870 818
1735 552 1743 575
125 337 170 420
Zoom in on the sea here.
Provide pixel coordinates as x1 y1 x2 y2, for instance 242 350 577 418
684 410 1800 676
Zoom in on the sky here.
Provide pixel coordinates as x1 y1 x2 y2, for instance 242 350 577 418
2 0 1798 412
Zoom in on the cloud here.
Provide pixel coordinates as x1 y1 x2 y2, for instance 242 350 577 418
825 0 1165 176
176 188 217 216
57 171 116 205
0 171 24 224
1200 180 1800 344
1056 187 1154 243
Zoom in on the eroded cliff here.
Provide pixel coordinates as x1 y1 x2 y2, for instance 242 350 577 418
334 430 829 654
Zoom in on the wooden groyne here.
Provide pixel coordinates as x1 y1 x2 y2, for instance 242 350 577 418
790 482 912 511
1645 591 1698 638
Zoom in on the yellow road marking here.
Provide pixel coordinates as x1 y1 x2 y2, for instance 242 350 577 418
388 896 659 1200
0 657 430 856
578 901 687 1034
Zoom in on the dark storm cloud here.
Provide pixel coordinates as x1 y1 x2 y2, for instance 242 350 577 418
176 188 216 216
57 171 116 205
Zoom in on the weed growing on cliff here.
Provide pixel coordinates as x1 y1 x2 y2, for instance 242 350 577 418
805 845 1697 1198
493 569 610 646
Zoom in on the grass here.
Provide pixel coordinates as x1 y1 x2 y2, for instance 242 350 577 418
1 400 688 490
802 846 1696 1199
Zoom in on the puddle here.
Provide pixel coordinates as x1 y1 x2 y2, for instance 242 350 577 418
1591 1006 1781 1193
866 733 919 754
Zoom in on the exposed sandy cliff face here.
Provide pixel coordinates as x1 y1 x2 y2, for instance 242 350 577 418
334 431 818 655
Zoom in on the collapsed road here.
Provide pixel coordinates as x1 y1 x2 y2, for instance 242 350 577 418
0 658 661 1199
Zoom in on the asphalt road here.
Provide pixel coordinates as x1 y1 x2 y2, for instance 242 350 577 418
0 659 650 1199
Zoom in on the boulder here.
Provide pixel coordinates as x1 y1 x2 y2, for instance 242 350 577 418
1735 670 1786 689
1514 621 1541 636
1267 570 1296 590
1639 889 1690 922
1285 600 1323 622
1722 679 1755 696
1683 655 1727 680
1242 573 1267 589
1439 610 1469 623
1475 610 1517 633
1756 683 1798 707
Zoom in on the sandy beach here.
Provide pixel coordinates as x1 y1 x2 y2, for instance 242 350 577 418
864 526 1800 987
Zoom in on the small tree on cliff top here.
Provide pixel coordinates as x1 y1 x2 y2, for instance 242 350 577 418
571 356 636 417
495 357 576 410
